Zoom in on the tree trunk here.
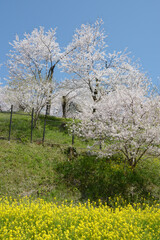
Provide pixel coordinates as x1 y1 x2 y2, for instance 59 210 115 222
92 78 100 114
46 64 56 115
33 112 39 128
46 101 51 116
62 96 67 118
128 158 137 170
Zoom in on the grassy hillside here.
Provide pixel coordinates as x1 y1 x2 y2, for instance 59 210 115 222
0 112 90 148
0 140 82 202
0 112 160 205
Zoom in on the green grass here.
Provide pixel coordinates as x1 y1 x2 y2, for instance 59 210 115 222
0 112 160 205
0 112 95 202
0 112 93 149
0 140 81 202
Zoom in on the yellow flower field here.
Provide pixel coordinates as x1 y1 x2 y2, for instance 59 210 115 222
0 197 160 240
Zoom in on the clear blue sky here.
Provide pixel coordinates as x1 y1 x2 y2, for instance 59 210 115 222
0 0 160 86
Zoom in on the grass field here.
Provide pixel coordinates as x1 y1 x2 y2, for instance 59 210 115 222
0 112 93 149
0 139 82 202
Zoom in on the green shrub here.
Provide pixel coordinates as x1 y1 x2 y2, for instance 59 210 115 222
57 153 159 205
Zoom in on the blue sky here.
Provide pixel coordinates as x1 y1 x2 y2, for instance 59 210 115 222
0 0 160 86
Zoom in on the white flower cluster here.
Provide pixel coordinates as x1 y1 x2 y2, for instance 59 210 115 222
73 84 160 167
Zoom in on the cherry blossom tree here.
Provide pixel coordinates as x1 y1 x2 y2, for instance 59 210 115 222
9 77 57 126
72 83 160 169
61 19 107 112
61 19 149 113
7 27 61 115
5 20 151 125
0 76 57 126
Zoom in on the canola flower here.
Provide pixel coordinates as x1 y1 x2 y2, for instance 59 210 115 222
0 197 160 240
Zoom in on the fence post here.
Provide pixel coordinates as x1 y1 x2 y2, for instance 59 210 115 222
8 105 13 141
42 106 48 144
72 130 75 146
31 108 34 143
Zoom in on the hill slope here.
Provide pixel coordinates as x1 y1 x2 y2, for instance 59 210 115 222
0 112 160 204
